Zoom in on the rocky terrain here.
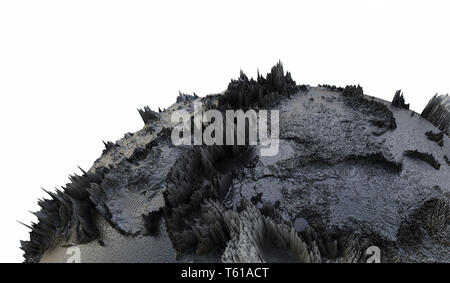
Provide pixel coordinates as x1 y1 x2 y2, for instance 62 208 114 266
22 63 449 263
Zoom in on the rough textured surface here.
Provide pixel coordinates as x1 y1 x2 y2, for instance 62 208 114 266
22 63 449 263
421 94 450 137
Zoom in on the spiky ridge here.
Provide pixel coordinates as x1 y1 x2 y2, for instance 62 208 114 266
162 145 241 254
318 84 344 92
426 130 444 142
444 155 450 166
218 62 302 110
21 168 108 263
341 85 397 135
425 130 444 147
397 198 449 246
422 94 450 137
392 90 410 109
138 106 159 125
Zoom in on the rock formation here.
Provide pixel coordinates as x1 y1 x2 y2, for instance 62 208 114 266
422 94 450 137
22 63 450 263
392 90 410 110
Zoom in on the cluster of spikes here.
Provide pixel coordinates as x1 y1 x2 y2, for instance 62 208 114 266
389 90 449 138
218 61 304 110
342 84 364 97
397 198 450 247
20 167 108 263
318 84 344 92
404 150 441 171
425 130 444 147
421 94 450 137
392 90 410 109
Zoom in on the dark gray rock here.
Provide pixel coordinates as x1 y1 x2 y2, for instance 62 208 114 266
138 106 159 125
421 94 450 137
22 63 450 263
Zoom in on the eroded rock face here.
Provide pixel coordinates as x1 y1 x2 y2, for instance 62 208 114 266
22 63 450 263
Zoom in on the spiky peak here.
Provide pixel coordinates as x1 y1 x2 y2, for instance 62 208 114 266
138 106 159 125
218 61 300 109
421 94 450 136
21 168 108 263
392 90 410 109
340 84 397 135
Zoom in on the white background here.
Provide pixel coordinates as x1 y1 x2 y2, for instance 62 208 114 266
0 0 449 262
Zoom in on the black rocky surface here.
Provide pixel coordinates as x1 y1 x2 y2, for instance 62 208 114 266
22 63 450 263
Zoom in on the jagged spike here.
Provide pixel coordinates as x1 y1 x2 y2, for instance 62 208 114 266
78 166 87 175
421 94 450 136
18 221 33 230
